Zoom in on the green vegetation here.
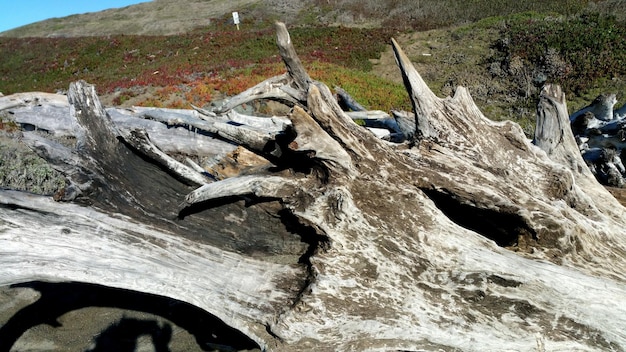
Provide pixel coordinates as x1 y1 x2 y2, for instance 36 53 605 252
308 62 410 112
0 136 65 195
475 11 626 116
0 23 403 110
502 13 626 94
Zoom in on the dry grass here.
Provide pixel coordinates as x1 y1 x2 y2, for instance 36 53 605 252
0 0 300 37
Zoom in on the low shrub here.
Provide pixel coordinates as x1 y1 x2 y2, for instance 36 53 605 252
499 12 626 95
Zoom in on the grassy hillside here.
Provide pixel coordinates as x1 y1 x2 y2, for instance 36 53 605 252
1 0 625 136
2 0 612 38
0 0 278 38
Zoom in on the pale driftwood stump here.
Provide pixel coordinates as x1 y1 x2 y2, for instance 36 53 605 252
1 23 625 351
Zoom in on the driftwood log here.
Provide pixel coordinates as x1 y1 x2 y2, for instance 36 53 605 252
1 23 626 351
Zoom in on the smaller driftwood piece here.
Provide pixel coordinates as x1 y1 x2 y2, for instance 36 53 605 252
569 93 626 187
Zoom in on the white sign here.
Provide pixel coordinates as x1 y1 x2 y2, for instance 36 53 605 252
232 12 240 25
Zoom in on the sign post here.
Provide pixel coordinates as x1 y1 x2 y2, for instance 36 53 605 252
232 12 240 30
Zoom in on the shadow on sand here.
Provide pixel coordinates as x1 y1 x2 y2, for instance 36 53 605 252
0 281 260 352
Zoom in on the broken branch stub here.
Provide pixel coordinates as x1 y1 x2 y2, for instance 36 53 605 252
535 84 592 176
68 80 119 155
287 105 352 170
275 22 311 93
390 38 498 152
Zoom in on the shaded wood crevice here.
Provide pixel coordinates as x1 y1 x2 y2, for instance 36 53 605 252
422 188 538 248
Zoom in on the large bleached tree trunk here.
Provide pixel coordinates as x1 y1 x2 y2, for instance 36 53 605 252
1 23 625 351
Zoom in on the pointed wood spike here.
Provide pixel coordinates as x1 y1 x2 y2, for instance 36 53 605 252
275 22 311 92
391 38 438 140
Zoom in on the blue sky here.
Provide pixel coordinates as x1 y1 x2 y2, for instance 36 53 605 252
0 0 150 33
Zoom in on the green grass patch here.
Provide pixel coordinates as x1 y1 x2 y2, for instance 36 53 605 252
307 61 411 112
0 25 398 96
0 22 410 114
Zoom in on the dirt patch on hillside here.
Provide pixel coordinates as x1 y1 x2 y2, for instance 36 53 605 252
370 26 539 135
374 20 626 135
